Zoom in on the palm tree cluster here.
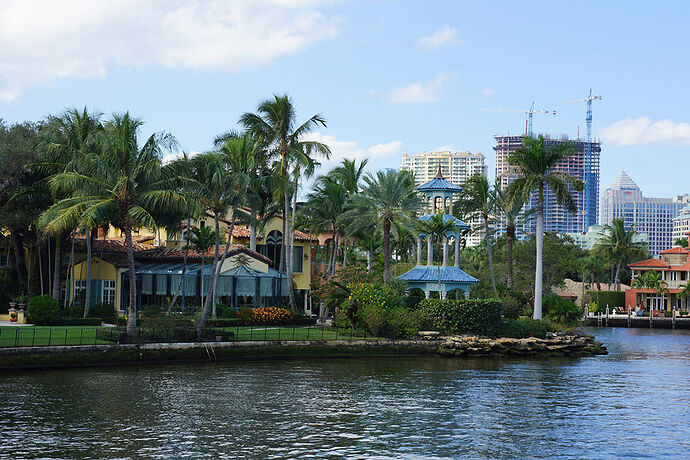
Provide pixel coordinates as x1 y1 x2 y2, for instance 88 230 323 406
1 95 332 336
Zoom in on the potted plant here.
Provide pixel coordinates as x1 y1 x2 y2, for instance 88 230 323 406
9 311 17 322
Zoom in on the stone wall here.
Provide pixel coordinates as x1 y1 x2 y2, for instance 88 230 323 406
437 332 607 357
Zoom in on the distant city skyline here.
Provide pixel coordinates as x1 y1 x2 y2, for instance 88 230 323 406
2 1 690 198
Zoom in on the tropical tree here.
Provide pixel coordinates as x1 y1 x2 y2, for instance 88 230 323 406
506 135 583 320
675 237 688 248
38 113 184 336
184 226 215 310
345 170 421 281
455 174 498 296
596 218 647 291
493 182 533 289
416 213 464 293
240 94 330 310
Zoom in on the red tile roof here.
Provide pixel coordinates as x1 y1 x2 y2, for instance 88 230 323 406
628 258 669 268
659 247 688 254
138 244 271 264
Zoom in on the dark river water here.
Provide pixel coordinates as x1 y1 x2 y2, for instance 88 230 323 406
1 328 689 459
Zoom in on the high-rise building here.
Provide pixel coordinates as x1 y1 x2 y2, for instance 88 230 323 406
401 150 487 187
401 150 487 247
601 171 690 255
672 205 690 243
563 224 648 251
494 134 601 235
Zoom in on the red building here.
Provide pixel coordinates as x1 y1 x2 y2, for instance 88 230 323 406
626 246 690 312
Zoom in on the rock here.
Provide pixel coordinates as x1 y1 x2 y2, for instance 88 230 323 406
437 333 608 357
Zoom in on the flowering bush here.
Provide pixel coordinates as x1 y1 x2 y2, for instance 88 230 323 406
311 265 374 309
249 307 293 325
340 282 417 338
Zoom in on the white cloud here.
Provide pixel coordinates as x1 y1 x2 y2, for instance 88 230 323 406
600 117 690 146
480 87 496 98
161 150 200 165
302 132 402 186
386 72 456 104
417 25 463 50
0 0 338 101
434 145 455 152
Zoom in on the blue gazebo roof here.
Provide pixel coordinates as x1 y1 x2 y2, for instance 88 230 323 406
417 177 462 192
398 266 478 284
418 214 470 231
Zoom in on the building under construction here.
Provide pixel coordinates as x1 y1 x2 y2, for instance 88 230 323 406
494 134 601 236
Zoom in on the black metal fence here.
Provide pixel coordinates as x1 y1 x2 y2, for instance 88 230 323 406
0 324 376 348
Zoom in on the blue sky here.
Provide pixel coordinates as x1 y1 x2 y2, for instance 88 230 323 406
2 0 689 198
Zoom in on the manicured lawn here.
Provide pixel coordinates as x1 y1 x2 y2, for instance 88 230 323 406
0 325 369 347
0 326 116 347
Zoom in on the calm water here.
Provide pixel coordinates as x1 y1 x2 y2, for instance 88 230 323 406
1 328 689 459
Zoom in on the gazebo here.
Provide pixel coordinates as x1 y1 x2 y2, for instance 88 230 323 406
397 165 479 298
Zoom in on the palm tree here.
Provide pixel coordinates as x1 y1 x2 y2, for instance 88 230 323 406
345 170 421 281
493 182 533 289
596 218 647 291
506 135 583 320
35 108 103 313
39 113 184 336
184 226 215 310
674 237 688 248
677 281 690 311
455 174 498 296
240 94 330 310
416 213 464 293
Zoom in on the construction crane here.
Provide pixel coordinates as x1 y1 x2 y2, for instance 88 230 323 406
569 89 602 232
483 101 556 136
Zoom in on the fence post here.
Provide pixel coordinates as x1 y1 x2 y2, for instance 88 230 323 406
250 325 253 341
64 328 68 345
277 325 280 341
80 327 84 345
322 325 325 340
264 325 267 341
306 325 310 340
48 327 52 346
15 327 18 347
32 327 36 347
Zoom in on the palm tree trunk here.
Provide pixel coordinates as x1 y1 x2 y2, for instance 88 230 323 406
65 229 75 309
168 217 191 314
10 229 26 285
124 224 137 337
383 219 392 282
534 183 544 320
250 208 257 252
196 215 220 333
614 259 623 291
484 215 497 296
52 233 61 299
287 179 298 310
84 228 92 317
37 236 44 295
212 218 235 309
506 230 514 289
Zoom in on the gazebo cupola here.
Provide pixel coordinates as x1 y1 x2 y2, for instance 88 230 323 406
397 165 478 299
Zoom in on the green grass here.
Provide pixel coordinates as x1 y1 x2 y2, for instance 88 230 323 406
0 326 116 347
0 325 371 347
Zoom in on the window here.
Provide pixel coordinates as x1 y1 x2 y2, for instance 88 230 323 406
73 280 87 304
102 280 116 305
293 246 303 273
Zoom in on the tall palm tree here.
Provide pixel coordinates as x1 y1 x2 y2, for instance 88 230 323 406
345 170 421 281
492 182 533 289
506 135 583 320
455 174 498 296
184 226 215 310
596 218 648 291
416 213 464 293
240 94 330 309
35 108 103 313
39 113 184 336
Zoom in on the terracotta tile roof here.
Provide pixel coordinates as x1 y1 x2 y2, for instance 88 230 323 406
629 258 669 268
659 246 688 254
138 244 271 264
73 237 156 254
553 279 629 304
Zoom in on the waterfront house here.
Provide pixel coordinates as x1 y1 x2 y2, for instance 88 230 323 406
626 246 690 311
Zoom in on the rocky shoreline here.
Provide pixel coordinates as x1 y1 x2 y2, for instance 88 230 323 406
431 331 608 357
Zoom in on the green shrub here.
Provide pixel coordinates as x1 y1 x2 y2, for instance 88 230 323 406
205 318 243 327
543 293 582 326
140 305 163 317
27 295 60 325
87 303 117 323
664 310 673 318
216 303 234 318
587 291 625 308
238 307 252 325
499 318 547 338
503 295 523 320
340 282 413 338
419 298 504 337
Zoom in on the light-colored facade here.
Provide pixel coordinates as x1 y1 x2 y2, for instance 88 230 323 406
672 205 690 243
627 247 690 311
495 134 601 235
563 224 648 251
401 150 486 246
601 171 690 255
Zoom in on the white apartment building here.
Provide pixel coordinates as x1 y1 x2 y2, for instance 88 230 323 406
672 205 690 243
601 171 690 255
401 150 487 247
564 224 648 251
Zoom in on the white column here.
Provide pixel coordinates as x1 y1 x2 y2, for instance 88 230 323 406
442 238 448 266
424 289 430 299
427 237 433 266
440 290 447 300
464 290 470 300
416 237 422 266
455 237 460 267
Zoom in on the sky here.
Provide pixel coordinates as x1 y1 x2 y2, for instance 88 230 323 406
2 0 690 199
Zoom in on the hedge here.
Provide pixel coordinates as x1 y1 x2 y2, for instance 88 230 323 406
27 295 60 325
498 318 547 339
587 291 625 308
419 298 503 337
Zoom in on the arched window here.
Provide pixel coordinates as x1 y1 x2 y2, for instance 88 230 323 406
266 230 283 270
444 196 451 213
434 196 442 214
